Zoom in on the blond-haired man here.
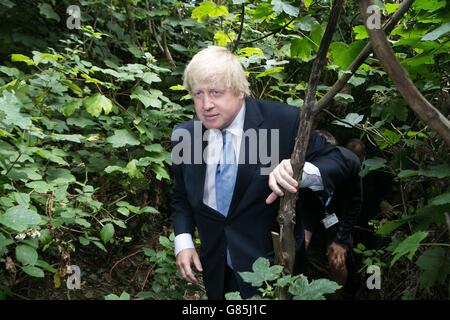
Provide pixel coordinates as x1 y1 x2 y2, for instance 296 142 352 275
171 46 347 299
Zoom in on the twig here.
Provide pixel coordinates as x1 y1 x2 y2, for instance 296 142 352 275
241 15 297 45
109 250 142 278
314 0 414 113
140 266 155 291
232 4 245 53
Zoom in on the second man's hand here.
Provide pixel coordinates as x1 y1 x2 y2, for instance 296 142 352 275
266 159 298 204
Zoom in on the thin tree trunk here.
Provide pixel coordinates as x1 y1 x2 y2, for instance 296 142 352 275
359 0 450 147
314 0 414 113
274 0 345 300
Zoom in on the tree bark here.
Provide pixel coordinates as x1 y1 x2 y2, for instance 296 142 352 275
359 0 450 147
314 0 414 113
274 0 345 300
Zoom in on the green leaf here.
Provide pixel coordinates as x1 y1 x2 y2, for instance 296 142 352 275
0 66 20 77
256 67 284 78
169 84 184 91
140 206 159 214
391 231 428 266
107 129 140 148
271 0 299 17
126 160 144 178
75 218 91 228
63 100 83 117
430 191 450 206
100 223 115 244
237 47 264 57
385 3 400 14
413 0 446 12
105 291 130 300
353 25 368 40
0 0 15 8
39 3 60 22
422 23 450 41
22 265 44 278
289 275 341 300
377 219 408 236
112 220 127 229
0 205 42 232
79 236 90 246
13 193 30 206
332 113 363 128
334 93 354 104
296 16 318 32
330 41 366 69
159 236 172 249
152 164 170 181
191 1 228 22
225 292 243 300
93 241 107 252
303 0 313 8
416 248 450 288
367 85 389 92
141 72 161 85
47 168 76 185
0 91 33 129
131 87 161 108
419 164 450 178
11 54 34 66
291 37 313 61
83 93 113 117
398 170 419 179
117 207 130 217
16 245 38 266
214 31 235 46
35 260 57 273
239 257 283 287
360 157 387 177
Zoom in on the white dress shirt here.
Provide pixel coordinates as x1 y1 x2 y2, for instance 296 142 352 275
174 103 324 256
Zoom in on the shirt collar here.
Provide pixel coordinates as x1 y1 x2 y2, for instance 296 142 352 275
224 101 245 137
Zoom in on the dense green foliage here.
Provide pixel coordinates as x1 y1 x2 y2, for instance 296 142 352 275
0 0 449 299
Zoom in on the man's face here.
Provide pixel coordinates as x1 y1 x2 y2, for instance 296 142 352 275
192 83 244 129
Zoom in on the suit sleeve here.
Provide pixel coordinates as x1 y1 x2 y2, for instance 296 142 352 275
328 173 362 248
305 131 348 197
170 129 196 237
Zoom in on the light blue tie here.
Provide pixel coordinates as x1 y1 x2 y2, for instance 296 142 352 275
215 130 237 268
215 130 237 216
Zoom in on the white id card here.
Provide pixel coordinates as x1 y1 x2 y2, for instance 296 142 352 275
322 213 339 229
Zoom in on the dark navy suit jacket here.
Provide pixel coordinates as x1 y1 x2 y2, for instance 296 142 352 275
170 97 347 299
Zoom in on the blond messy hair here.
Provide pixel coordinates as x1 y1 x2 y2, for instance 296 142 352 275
183 46 250 96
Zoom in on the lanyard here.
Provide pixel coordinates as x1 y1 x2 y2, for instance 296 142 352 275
324 192 333 215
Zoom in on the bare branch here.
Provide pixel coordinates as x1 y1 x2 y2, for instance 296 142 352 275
275 0 345 298
360 0 450 147
314 0 414 113
232 4 245 53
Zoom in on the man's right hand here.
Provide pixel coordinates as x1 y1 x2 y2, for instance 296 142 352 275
266 159 298 204
176 248 203 284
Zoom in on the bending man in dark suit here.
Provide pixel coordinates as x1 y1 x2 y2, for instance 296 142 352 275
171 46 349 299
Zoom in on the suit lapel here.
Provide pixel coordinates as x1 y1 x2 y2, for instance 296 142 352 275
190 120 208 209
228 97 264 216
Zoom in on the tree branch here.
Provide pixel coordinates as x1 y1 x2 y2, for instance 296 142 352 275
313 0 414 113
241 15 297 45
274 0 345 299
360 0 450 147
232 4 245 53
